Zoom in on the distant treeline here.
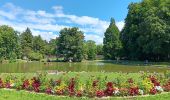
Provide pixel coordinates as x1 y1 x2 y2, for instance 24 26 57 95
0 26 103 62
0 0 169 62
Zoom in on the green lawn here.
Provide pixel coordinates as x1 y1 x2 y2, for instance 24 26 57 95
0 89 170 100
0 72 147 83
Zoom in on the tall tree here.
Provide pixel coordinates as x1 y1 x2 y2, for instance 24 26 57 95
103 18 122 60
33 35 46 54
57 27 84 62
121 0 170 61
20 28 33 58
0 25 19 62
86 40 97 60
46 38 58 56
96 44 103 55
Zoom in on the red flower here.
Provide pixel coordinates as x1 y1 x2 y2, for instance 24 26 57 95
31 77 41 92
5 82 11 88
76 90 83 97
56 80 61 85
0 78 4 88
46 87 52 94
56 89 64 95
163 80 170 92
68 78 75 96
96 90 105 98
104 82 114 96
129 87 139 96
22 79 30 90
149 76 160 86
92 80 98 88
150 88 157 95
128 78 134 83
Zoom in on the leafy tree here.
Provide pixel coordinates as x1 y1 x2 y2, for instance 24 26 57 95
103 18 122 60
121 0 170 61
57 27 84 62
20 28 33 58
96 44 103 55
86 40 97 60
82 42 88 59
0 25 20 62
33 35 46 55
28 51 43 61
46 38 58 56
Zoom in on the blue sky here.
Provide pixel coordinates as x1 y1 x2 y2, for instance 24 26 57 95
0 0 141 44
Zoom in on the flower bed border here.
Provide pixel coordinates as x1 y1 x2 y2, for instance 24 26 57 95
1 72 170 98
1 88 170 99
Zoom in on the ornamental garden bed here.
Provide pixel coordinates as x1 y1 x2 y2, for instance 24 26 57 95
0 72 170 98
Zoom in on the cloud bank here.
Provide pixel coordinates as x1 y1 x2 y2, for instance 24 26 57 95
0 3 124 44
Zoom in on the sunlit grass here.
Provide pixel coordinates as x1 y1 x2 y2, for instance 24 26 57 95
0 89 170 100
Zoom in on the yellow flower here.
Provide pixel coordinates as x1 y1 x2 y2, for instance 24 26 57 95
10 80 14 84
29 79 33 85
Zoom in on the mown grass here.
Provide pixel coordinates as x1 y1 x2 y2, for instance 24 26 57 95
0 72 146 83
0 89 170 100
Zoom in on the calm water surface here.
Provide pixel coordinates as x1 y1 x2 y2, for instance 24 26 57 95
0 61 169 73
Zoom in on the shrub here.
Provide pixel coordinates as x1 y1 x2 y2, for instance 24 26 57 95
28 52 43 61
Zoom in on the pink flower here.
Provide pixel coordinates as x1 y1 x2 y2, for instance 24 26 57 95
96 90 104 98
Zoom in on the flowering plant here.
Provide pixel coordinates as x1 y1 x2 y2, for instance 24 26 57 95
0 72 169 98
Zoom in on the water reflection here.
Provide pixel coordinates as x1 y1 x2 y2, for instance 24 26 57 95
0 61 169 73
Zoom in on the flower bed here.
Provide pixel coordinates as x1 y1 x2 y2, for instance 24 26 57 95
0 72 170 98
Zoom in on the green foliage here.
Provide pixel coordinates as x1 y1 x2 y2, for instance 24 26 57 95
46 38 58 55
86 40 97 60
33 35 47 56
82 42 88 59
96 44 103 55
103 18 122 60
121 0 170 61
28 52 43 61
57 27 84 62
0 25 20 62
20 28 33 58
20 28 51 60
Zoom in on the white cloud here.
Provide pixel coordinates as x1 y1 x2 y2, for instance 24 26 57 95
0 3 124 44
52 6 63 14
84 34 103 44
0 10 16 19
116 21 125 31
31 30 58 41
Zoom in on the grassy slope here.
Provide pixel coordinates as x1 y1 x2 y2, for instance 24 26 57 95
0 89 170 100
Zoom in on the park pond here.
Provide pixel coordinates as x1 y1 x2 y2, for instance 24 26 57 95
0 60 169 73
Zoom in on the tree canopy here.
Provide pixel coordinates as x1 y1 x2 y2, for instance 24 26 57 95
57 27 84 62
103 18 122 60
121 0 170 61
0 25 19 62
86 40 97 60
0 0 169 62
20 28 34 58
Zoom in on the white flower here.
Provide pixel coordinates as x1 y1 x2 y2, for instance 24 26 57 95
113 87 120 95
139 89 144 95
155 86 163 92
10 83 15 87
51 90 55 93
